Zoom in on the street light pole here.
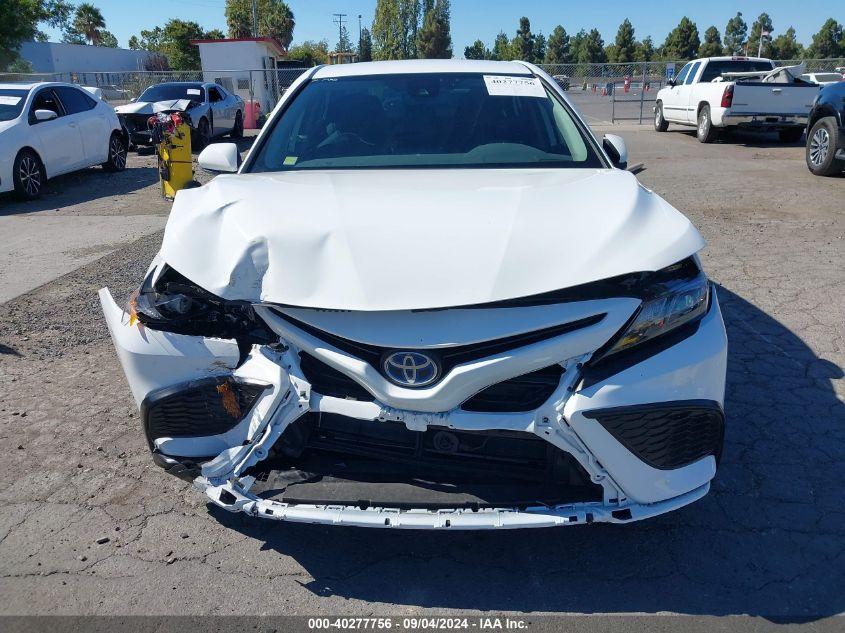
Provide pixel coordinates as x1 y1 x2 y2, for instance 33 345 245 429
358 14 362 59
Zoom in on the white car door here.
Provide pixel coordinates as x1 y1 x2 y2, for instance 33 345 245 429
54 86 109 165
28 87 85 176
661 62 694 123
208 86 230 136
679 61 702 123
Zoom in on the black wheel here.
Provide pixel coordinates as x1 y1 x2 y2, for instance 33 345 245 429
654 101 669 132
231 111 243 139
193 117 210 151
779 128 804 144
13 149 45 200
102 132 127 172
806 116 845 176
697 105 717 143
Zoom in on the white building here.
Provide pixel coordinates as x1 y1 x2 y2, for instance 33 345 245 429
19 41 155 81
192 37 301 112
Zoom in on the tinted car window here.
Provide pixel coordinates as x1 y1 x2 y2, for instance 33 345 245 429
0 88 29 121
209 87 223 102
54 86 97 114
674 63 692 84
249 73 602 172
29 88 63 122
699 60 774 82
138 84 205 103
685 62 701 85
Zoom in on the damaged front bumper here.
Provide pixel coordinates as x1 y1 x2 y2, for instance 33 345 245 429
100 285 727 530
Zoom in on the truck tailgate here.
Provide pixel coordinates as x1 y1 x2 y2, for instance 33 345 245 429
730 84 818 116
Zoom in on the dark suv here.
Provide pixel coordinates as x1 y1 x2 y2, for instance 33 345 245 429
806 80 845 176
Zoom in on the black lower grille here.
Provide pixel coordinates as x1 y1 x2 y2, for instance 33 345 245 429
142 378 267 444
583 400 725 470
246 413 603 509
461 365 564 412
299 353 373 401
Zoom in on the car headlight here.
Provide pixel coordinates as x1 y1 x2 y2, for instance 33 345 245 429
602 259 710 358
128 265 276 345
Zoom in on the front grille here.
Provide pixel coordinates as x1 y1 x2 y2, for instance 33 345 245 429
584 401 725 470
142 378 267 444
299 352 373 401
121 113 150 133
273 309 605 380
461 365 564 412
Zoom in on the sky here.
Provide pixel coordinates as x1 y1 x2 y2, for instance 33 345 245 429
41 0 840 54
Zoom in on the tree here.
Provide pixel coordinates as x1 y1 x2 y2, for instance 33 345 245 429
72 3 106 46
128 35 140 50
662 16 699 60
698 26 722 57
97 29 118 48
633 35 655 61
544 25 570 64
578 28 606 63
770 26 804 60
159 19 205 70
723 12 747 55
612 18 636 63
1 0 74 69
336 24 352 53
372 0 404 59
569 29 586 63
61 28 87 45
204 28 225 40
288 39 328 66
400 0 420 58
807 18 843 58
464 39 488 60
225 0 294 49
417 0 451 58
513 16 533 61
747 13 773 57
491 30 512 61
358 27 373 61
533 33 546 64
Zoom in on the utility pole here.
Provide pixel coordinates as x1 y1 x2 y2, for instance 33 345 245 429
252 0 258 37
333 13 347 52
358 14 362 58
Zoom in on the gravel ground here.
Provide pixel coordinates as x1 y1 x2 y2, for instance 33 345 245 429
0 127 843 622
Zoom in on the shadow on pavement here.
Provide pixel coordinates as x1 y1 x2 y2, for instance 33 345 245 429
210 285 844 619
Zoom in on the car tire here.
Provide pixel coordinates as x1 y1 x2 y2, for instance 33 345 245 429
193 118 210 151
231 111 243 139
654 102 669 132
12 149 45 200
806 116 844 177
779 128 804 144
697 105 717 143
102 132 128 172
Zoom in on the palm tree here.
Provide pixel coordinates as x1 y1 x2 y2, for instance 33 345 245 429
72 3 106 46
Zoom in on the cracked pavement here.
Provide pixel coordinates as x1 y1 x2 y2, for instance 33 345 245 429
0 126 843 620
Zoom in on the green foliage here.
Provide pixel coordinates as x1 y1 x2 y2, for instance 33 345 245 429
723 11 747 55
204 29 225 40
633 35 655 62
288 39 328 66
399 0 421 58
225 0 295 48
807 18 843 58
417 0 451 58
336 24 352 53
128 35 139 50
513 16 533 61
533 32 546 64
698 26 722 57
544 25 570 64
358 27 373 61
61 27 86 45
612 18 636 63
577 28 606 63
662 16 699 60
770 27 804 60
464 39 488 60
97 29 118 48
372 0 404 59
72 3 106 46
491 31 512 61
747 13 773 57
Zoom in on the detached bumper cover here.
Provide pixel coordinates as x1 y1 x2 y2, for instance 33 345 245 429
100 286 727 529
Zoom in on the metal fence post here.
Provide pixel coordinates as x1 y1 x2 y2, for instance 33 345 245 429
639 61 647 124
611 85 615 123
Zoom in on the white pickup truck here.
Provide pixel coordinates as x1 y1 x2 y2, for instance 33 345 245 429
654 56 819 142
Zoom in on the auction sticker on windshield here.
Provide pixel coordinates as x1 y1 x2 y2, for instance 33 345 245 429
0 96 21 106
187 89 201 95
483 75 546 98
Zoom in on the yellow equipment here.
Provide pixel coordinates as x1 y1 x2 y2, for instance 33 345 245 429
150 112 194 200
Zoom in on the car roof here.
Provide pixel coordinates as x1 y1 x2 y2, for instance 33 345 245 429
0 81 75 90
313 59 533 79
697 56 772 63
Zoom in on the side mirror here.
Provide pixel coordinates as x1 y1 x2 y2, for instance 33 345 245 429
603 134 628 170
198 143 239 173
34 109 58 122
667 78 676 88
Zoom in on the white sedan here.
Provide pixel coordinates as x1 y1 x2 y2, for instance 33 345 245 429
800 72 845 87
101 60 727 529
0 81 127 199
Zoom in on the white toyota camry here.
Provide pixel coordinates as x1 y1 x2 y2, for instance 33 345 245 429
0 82 127 199
100 60 728 529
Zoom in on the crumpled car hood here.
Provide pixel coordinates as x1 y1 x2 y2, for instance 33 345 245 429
159 168 705 311
115 99 195 115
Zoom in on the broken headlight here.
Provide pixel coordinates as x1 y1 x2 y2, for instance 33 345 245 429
603 259 710 358
129 265 276 344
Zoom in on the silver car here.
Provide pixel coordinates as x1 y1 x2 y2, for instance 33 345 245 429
114 81 244 150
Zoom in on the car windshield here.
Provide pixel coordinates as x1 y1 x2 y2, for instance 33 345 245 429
249 73 603 172
812 73 843 82
0 88 29 122
700 60 774 82
139 84 204 103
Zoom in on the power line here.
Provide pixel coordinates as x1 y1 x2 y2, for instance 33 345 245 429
333 13 347 52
